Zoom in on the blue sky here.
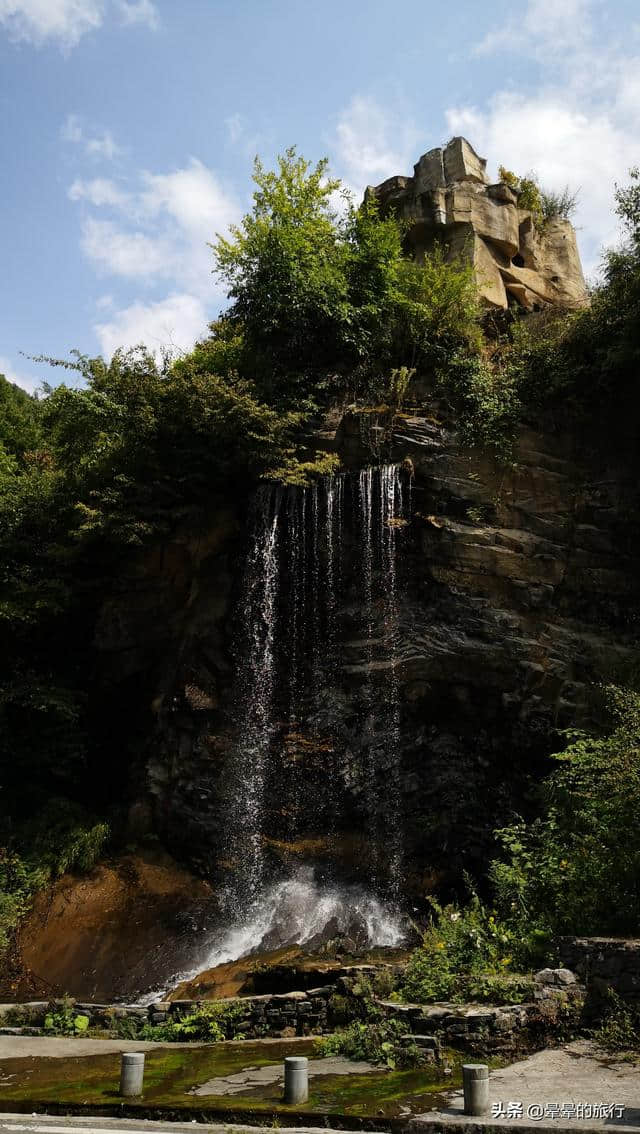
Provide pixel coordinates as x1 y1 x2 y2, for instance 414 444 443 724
1 0 639 392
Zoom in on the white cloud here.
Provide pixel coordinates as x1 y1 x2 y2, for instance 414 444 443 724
61 112 83 143
68 155 242 358
85 129 122 160
447 0 640 276
80 217 174 279
69 177 129 207
117 0 158 28
70 157 240 295
332 95 420 192
0 354 41 395
475 0 593 59
95 293 208 359
141 159 239 253
0 0 104 48
0 0 159 47
61 114 123 161
95 293 114 310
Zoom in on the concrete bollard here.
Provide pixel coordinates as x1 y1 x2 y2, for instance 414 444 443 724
120 1052 145 1097
462 1063 489 1115
284 1055 309 1104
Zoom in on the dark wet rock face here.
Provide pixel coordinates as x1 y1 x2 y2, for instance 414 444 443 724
94 412 640 911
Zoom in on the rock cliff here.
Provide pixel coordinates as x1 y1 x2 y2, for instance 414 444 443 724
367 136 587 311
93 410 639 902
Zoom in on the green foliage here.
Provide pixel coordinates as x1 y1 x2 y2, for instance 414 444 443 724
344 194 406 366
316 1017 419 1069
371 967 397 999
491 686 640 936
212 147 350 400
114 1015 143 1040
44 997 90 1036
437 351 521 464
0 343 313 842
464 972 536 1004
265 449 340 487
498 166 578 226
400 894 533 1004
593 990 640 1054
539 187 579 222
0 803 109 954
0 853 31 953
517 177 543 225
0 375 42 464
387 367 415 411
139 1001 246 1043
391 245 482 371
212 149 484 404
498 166 519 190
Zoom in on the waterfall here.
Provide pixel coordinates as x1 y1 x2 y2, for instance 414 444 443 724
220 463 410 944
224 485 283 908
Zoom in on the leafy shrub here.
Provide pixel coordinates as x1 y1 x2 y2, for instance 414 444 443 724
388 366 415 411
400 894 533 1004
498 166 578 226
540 187 579 222
114 1015 143 1040
371 967 397 999
464 973 536 1005
44 998 89 1036
594 991 640 1054
212 147 351 400
391 245 482 371
316 1017 418 1069
491 686 640 937
140 1001 246 1043
436 351 521 464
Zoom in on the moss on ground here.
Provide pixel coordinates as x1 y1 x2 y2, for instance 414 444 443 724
0 1039 493 1121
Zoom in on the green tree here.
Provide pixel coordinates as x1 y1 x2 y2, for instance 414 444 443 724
514 168 640 426
0 373 42 466
212 148 350 400
392 244 481 369
491 687 640 935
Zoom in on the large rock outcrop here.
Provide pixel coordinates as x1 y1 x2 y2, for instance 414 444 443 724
90 412 639 899
367 136 587 311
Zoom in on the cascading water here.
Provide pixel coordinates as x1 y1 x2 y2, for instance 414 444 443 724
216 463 410 953
138 465 411 1001
222 485 283 908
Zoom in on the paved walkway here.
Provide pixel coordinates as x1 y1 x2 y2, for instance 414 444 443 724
0 1035 313 1060
412 1042 640 1132
192 1055 376 1096
0 1118 374 1134
0 1038 206 1059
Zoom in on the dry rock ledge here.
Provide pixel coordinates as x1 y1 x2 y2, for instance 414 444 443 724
367 136 587 311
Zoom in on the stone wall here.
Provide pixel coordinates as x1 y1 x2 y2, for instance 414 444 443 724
0 988 333 1039
560 938 640 1001
0 969 583 1054
377 969 583 1055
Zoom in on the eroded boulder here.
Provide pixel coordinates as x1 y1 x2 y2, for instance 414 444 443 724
367 136 587 311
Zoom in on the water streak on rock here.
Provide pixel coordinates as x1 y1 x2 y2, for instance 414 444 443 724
224 465 409 929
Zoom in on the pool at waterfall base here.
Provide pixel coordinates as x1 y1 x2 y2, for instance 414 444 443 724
0 1039 505 1125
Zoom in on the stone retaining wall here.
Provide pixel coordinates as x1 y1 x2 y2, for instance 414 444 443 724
0 986 335 1038
0 968 583 1053
377 969 583 1055
560 937 640 1000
